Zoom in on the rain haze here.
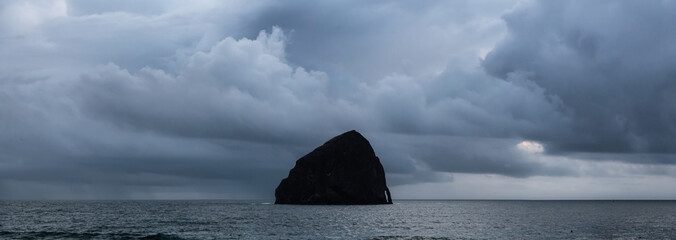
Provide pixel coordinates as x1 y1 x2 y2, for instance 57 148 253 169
2 0 676 200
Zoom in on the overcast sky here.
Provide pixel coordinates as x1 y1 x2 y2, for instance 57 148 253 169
2 0 676 200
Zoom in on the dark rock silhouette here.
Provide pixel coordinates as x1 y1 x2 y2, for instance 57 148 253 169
275 130 393 205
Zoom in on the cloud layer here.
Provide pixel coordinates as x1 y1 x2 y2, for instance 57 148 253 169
1 0 676 199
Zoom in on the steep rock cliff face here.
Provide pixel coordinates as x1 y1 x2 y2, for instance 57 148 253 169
275 130 392 205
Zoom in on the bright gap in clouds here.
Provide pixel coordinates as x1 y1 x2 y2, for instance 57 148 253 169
516 141 544 154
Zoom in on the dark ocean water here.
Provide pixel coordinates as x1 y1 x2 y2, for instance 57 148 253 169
1 200 675 240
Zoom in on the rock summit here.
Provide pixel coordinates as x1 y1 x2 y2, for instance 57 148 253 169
275 130 392 205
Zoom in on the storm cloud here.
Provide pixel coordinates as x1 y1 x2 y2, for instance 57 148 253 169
1 0 676 199
484 0 676 155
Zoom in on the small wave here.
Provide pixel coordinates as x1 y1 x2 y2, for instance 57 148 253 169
0 231 101 239
139 233 186 240
0 231 186 240
366 236 468 240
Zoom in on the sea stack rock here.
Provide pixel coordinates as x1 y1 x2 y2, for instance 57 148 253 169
275 130 393 205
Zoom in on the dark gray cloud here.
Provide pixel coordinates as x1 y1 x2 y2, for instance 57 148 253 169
246 0 515 81
484 0 676 156
1 0 676 199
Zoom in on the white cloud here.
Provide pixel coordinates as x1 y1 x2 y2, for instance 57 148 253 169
1 0 68 37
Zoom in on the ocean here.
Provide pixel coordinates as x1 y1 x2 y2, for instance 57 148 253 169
1 200 675 239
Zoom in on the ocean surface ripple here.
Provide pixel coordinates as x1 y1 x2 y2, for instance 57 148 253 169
1 200 675 239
